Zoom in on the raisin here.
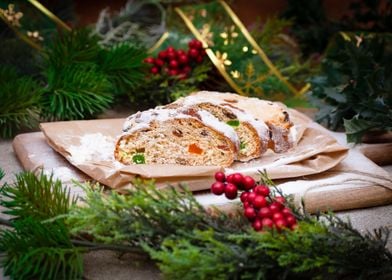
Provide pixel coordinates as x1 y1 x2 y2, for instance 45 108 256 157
172 129 183 137
282 111 290 122
223 110 237 119
218 145 229 151
200 130 208 136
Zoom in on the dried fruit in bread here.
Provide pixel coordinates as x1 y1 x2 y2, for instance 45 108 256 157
115 109 239 167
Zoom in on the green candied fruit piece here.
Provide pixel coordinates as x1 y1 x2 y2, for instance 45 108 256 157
132 154 145 164
240 141 247 150
226 119 240 127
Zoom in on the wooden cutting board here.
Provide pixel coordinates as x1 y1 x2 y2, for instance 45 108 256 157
12 131 392 213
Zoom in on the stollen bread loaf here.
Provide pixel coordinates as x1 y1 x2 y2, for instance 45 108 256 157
114 108 239 167
189 91 296 153
165 95 270 161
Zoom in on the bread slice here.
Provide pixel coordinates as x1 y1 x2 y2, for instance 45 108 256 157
189 91 296 153
115 108 239 167
166 96 270 161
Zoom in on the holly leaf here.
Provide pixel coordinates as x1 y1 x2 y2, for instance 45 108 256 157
344 117 377 143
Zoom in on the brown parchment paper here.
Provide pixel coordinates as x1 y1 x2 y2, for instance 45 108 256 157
39 109 349 191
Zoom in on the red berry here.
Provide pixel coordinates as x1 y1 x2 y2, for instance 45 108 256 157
211 182 225 195
168 69 178 76
169 60 179 68
274 218 287 230
189 39 202 49
244 207 256 220
240 192 249 203
188 48 199 58
286 215 297 227
178 55 189 64
253 195 267 209
188 39 197 48
158 51 167 60
182 66 192 73
214 171 226 182
195 55 203 63
247 192 257 205
261 218 274 228
254 185 270 197
252 219 263 231
270 201 284 210
243 201 251 208
144 57 154 64
154 58 165 67
281 207 292 217
275 196 286 205
150 67 159 74
224 183 238 200
269 203 280 214
272 212 284 221
167 51 177 60
166 46 175 53
177 49 186 56
258 207 272 218
242 176 255 190
290 223 299 230
231 173 244 188
226 174 234 184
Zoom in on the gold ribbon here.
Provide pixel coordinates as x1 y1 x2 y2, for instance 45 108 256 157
176 1 309 97
175 7 244 95
28 0 71 32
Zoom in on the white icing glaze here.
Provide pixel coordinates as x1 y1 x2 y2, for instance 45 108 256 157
289 125 297 143
197 110 240 148
122 108 240 149
123 109 192 134
176 94 270 141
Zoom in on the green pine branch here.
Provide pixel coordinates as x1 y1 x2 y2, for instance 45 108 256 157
97 43 148 95
0 66 42 138
0 171 78 221
42 64 114 120
0 217 84 280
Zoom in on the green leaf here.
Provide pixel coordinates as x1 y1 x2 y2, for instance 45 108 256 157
344 117 377 143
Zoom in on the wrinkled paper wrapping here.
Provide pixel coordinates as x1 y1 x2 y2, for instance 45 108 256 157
38 110 348 191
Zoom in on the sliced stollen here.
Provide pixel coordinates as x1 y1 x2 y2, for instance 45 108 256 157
166 95 270 161
115 108 239 167
190 91 297 153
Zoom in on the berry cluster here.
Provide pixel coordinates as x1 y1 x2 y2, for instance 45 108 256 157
144 39 206 79
211 172 298 232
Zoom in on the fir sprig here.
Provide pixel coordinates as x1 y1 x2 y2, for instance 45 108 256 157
0 218 84 280
0 65 42 138
67 179 247 247
0 171 78 221
97 43 148 95
42 64 113 120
